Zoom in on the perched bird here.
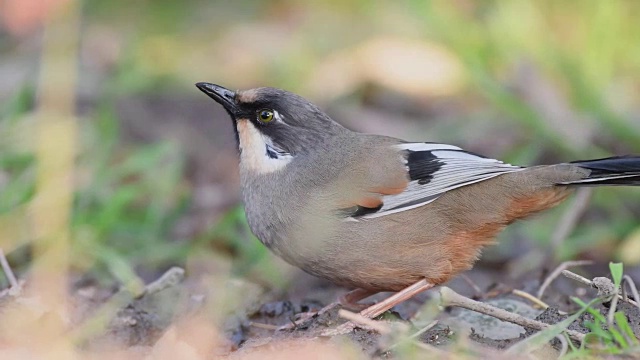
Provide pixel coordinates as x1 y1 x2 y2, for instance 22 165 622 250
196 82 640 320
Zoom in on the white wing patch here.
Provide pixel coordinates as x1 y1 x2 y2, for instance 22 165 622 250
397 143 464 152
360 143 524 219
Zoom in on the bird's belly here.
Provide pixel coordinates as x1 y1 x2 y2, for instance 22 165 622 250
292 217 503 292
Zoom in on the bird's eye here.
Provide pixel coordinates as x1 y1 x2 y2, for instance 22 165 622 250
257 109 274 123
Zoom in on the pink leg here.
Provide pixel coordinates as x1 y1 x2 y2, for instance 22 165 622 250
321 279 435 336
339 288 378 311
359 279 434 318
278 288 378 330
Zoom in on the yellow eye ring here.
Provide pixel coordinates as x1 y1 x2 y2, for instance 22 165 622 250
257 109 274 123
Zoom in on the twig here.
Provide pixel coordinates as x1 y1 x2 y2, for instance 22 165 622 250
439 287 585 343
621 275 640 311
550 188 592 250
561 270 593 287
537 260 593 299
512 289 549 309
137 266 185 298
338 309 394 334
249 321 280 331
288 316 299 330
0 249 19 290
460 273 484 298
562 270 639 307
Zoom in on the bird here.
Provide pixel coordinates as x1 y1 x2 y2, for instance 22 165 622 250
195 82 640 322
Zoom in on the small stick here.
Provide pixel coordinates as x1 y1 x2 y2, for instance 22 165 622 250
561 270 593 287
460 273 484 298
288 316 299 330
0 249 18 290
338 309 393 334
562 270 639 307
138 266 185 298
512 289 549 309
249 321 280 331
537 260 593 299
439 287 585 343
621 275 640 311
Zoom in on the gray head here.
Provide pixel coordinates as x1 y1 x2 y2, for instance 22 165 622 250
196 83 346 159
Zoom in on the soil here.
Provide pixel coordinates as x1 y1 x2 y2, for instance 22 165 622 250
23 263 631 358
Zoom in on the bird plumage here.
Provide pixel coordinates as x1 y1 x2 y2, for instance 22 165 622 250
196 83 640 293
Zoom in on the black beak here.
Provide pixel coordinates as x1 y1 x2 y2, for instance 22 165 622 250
195 82 239 115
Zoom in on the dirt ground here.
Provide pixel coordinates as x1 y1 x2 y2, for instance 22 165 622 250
38 261 637 358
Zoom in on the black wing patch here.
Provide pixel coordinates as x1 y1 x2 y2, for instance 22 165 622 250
406 150 443 185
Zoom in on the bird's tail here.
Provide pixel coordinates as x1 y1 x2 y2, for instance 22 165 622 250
559 155 640 186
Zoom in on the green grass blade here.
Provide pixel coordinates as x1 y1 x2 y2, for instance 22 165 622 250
610 262 623 288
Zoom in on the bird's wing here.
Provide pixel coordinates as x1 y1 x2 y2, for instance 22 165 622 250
350 142 524 220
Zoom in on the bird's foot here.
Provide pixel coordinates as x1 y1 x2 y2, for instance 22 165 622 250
277 288 378 331
321 279 435 336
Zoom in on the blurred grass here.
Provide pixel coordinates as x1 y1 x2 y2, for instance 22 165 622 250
0 0 639 315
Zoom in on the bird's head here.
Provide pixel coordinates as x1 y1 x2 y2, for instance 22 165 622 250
196 83 345 171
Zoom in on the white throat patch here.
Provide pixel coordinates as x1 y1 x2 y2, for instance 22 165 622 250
237 120 293 174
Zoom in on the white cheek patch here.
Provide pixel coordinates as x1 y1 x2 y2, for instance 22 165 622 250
237 120 293 174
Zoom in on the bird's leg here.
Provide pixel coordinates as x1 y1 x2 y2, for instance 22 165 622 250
339 288 378 311
278 288 377 331
358 279 434 318
320 279 435 336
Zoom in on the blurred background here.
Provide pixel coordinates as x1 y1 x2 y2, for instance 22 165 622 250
1 0 640 346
